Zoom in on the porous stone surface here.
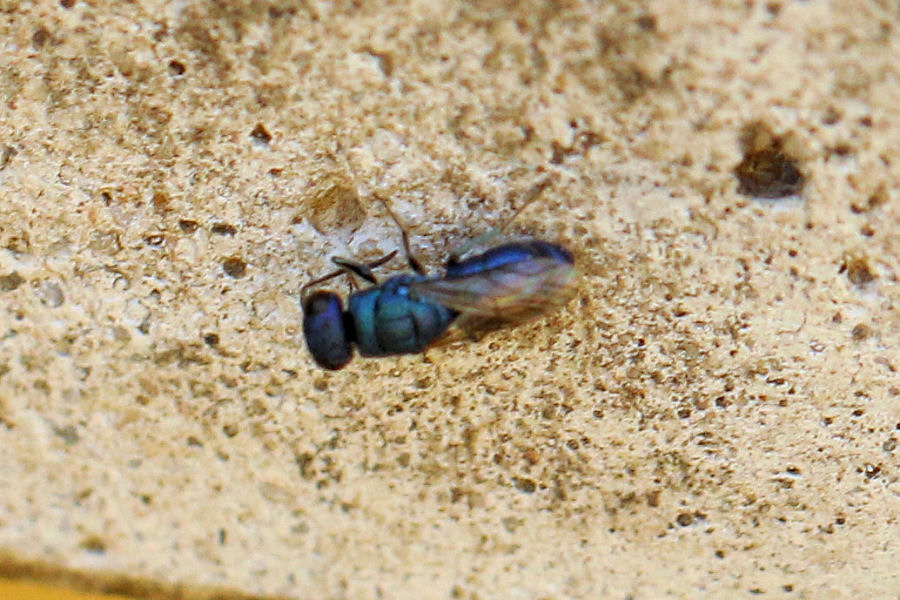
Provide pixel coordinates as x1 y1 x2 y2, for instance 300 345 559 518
0 1 898 598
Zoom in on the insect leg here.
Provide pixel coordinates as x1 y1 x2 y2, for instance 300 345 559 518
447 176 555 266
372 193 426 275
445 228 502 267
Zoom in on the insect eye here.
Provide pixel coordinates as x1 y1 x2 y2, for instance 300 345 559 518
302 292 353 370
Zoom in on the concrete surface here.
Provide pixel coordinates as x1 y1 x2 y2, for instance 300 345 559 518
0 1 898 598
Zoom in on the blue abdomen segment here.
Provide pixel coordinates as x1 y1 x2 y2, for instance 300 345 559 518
348 275 457 357
446 241 574 278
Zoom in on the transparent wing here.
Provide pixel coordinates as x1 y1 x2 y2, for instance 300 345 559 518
408 256 577 336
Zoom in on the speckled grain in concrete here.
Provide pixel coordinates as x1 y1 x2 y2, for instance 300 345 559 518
0 1 898 599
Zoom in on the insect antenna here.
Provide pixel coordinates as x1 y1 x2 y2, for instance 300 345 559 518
300 250 398 298
497 175 555 234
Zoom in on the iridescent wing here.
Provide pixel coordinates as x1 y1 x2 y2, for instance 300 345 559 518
408 251 577 338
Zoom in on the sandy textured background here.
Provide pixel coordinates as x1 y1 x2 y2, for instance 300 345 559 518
1 1 898 598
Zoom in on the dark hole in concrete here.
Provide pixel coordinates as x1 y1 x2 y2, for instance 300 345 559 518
168 60 186 76
250 123 272 145
211 222 237 236
0 272 25 292
80 535 107 554
840 254 876 287
32 26 51 48
222 256 247 278
734 123 805 198
178 219 199 233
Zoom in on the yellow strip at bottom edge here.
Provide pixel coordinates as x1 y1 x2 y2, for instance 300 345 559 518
0 577 134 600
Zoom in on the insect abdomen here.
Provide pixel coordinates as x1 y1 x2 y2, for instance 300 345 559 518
348 276 457 357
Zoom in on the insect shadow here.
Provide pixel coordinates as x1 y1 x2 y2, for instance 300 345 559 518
300 179 578 370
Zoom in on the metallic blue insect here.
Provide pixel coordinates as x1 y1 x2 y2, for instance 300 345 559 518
301 187 578 370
